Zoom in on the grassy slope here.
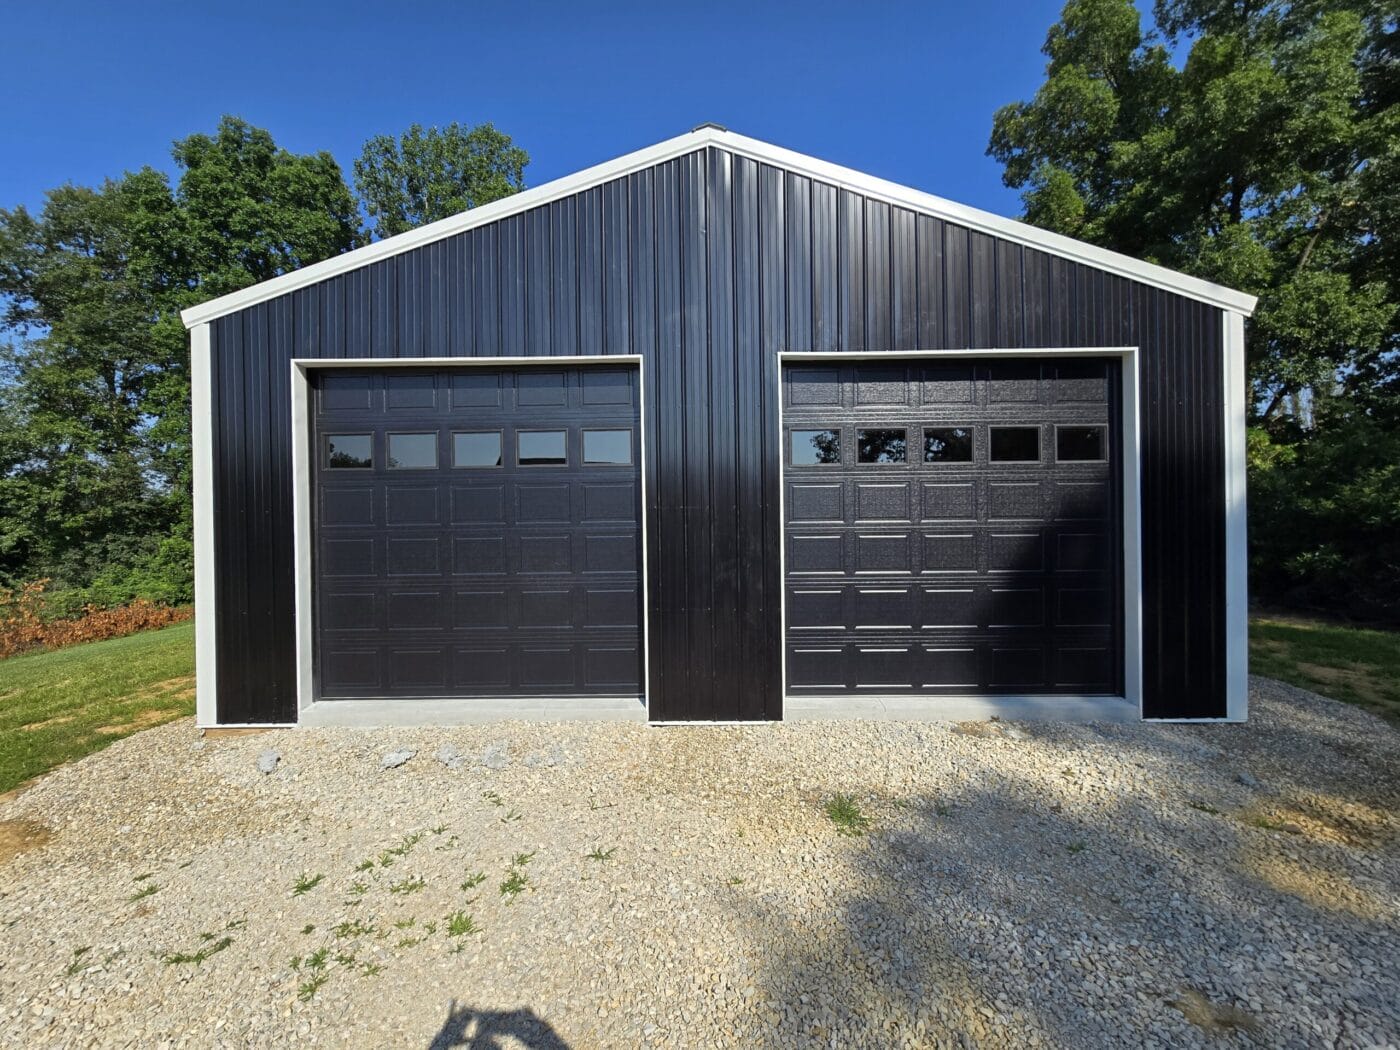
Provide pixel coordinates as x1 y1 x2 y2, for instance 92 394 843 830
1249 616 1400 725
0 622 194 793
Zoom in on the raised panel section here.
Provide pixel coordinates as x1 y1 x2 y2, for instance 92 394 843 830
855 483 910 522
788 483 843 523
386 486 440 525
519 535 572 574
788 534 844 575
450 485 505 524
921 483 977 522
789 589 844 630
386 538 440 575
582 483 635 522
453 536 506 575
322 488 375 526
517 484 572 523
922 533 976 573
855 533 910 574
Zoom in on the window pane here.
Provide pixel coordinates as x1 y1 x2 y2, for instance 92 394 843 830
1056 426 1106 462
923 427 973 463
989 427 1040 462
583 429 632 465
857 428 907 464
790 429 841 465
518 430 566 466
387 432 438 469
325 434 372 469
453 431 502 468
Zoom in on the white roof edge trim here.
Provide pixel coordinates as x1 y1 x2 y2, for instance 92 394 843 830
181 127 1257 329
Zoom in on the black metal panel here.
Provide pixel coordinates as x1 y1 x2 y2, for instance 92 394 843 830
207 143 1229 723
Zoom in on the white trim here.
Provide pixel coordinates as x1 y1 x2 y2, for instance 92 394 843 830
1223 311 1249 721
777 347 1144 719
181 128 1257 330
190 323 219 728
289 355 650 725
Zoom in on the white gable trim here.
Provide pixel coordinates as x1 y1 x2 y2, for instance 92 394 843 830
181 126 1257 330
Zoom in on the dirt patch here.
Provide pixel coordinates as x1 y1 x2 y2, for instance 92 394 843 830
21 714 75 732
134 675 196 703
0 819 53 864
95 709 179 736
1169 988 1261 1034
1295 662 1385 705
1243 848 1391 921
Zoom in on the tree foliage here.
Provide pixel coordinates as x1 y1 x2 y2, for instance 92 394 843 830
0 115 526 611
353 122 528 240
990 0 1400 619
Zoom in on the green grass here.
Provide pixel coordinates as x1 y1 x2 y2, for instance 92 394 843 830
1249 616 1400 724
0 622 194 793
824 793 871 836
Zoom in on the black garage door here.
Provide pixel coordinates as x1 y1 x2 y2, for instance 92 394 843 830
783 358 1123 696
312 366 643 699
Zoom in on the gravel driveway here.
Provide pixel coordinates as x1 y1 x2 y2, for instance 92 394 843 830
1 677 1397 1049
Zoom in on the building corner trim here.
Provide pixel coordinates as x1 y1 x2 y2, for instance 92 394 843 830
190 323 219 727
1223 311 1249 721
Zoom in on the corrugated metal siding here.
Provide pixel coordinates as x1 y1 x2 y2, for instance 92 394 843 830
207 145 1226 723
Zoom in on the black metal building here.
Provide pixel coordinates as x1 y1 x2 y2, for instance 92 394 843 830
183 127 1254 727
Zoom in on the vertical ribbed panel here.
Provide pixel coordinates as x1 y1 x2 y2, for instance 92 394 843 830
208 145 1228 723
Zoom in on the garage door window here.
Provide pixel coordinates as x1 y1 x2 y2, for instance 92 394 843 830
923 427 973 463
791 429 841 466
858 429 907 464
583 429 632 465
325 434 372 469
387 432 438 469
518 430 567 466
453 431 502 468
1056 425 1106 462
990 427 1040 462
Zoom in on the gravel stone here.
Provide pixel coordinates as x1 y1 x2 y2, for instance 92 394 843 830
378 748 416 770
435 744 464 770
1 676 1397 1049
1237 770 1261 788
255 750 280 775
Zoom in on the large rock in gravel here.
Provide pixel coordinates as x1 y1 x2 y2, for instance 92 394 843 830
255 750 279 775
436 744 464 771
379 748 416 770
480 742 510 770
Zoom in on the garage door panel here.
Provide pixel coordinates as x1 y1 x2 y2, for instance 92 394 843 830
921 533 977 573
450 485 506 524
855 482 910 521
921 482 978 521
452 535 507 575
517 484 571 523
322 648 381 691
583 533 638 573
386 537 441 575
321 538 375 577
921 587 979 628
919 646 981 688
314 366 642 700
988 532 1044 573
788 533 844 575
386 590 445 631
854 533 911 574
451 372 503 409
788 483 844 522
454 590 509 629
321 591 379 632
322 487 376 527
784 358 1121 697
386 486 441 525
581 483 634 522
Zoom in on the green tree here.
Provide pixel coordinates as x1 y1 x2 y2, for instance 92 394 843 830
989 0 1399 619
0 116 361 605
353 122 528 239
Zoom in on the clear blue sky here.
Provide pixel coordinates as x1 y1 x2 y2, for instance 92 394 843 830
1 0 1081 221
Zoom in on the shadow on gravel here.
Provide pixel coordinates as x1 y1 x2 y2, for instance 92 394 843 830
742 691 1400 1048
427 1000 571 1050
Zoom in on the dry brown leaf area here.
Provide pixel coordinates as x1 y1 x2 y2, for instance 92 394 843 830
0 580 191 660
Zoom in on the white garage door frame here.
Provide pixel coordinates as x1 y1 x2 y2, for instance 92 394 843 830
288 355 651 727
778 347 1144 723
